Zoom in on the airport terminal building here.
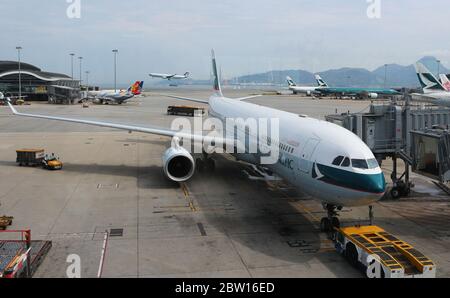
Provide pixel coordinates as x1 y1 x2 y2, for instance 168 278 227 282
0 61 80 103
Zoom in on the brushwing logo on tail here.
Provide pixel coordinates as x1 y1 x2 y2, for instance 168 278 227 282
315 75 328 87
415 62 445 92
286 76 296 87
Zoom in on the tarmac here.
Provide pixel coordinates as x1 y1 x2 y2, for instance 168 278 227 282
0 88 449 277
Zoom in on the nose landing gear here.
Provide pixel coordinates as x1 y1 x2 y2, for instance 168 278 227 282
320 204 342 233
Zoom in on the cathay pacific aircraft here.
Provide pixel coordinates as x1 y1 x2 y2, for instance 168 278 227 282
149 72 190 80
411 62 450 106
314 75 400 99
286 75 327 95
1 50 386 232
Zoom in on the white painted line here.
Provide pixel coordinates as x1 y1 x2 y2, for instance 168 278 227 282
97 230 109 278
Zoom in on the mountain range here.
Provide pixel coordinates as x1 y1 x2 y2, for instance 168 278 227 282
229 56 449 88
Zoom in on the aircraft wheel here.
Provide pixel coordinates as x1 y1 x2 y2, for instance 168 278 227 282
320 217 331 232
205 158 215 172
390 187 401 199
196 159 205 172
331 217 340 229
345 243 359 267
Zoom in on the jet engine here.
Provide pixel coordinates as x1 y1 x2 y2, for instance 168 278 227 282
368 93 378 99
162 146 195 182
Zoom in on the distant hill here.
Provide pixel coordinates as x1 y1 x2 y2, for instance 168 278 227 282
228 56 449 88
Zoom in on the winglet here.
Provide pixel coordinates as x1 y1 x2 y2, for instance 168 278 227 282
0 92 18 114
211 49 223 96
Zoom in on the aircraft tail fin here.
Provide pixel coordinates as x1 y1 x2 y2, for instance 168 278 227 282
415 62 446 93
439 74 450 91
184 72 190 78
315 74 328 87
211 49 223 96
286 76 296 87
128 81 144 95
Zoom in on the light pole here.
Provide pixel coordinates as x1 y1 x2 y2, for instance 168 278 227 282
78 56 83 87
112 49 118 92
384 64 388 88
16 46 22 99
85 71 90 91
437 59 441 78
70 53 75 79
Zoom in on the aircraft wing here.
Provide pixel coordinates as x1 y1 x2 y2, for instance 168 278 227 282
233 95 263 101
161 94 262 104
3 98 237 147
162 94 209 104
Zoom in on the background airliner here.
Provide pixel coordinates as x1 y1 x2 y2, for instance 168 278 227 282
1 50 386 232
86 81 144 104
314 75 400 99
411 62 450 106
286 75 327 95
149 72 190 80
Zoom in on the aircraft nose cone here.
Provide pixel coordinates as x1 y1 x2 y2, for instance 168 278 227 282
368 172 386 194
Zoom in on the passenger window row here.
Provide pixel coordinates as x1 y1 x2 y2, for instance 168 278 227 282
265 136 295 154
279 142 294 154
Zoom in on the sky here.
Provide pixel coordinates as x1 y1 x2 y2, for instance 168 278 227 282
1 0 449 86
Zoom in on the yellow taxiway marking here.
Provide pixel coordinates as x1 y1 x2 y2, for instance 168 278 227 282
180 182 197 211
266 181 321 227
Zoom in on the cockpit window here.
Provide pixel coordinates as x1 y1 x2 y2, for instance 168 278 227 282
332 156 344 166
367 158 379 169
341 157 350 167
352 159 368 169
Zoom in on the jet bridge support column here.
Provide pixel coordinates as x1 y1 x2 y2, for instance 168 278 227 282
390 153 413 199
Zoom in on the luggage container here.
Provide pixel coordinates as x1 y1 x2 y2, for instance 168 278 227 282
16 149 45 167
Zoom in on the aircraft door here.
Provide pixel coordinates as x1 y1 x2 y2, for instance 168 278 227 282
298 138 320 173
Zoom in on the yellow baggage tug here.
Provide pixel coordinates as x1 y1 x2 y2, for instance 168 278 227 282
334 225 436 278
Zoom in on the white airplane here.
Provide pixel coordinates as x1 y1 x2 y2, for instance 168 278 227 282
149 72 190 80
286 75 327 95
86 81 144 104
1 50 386 231
411 62 450 105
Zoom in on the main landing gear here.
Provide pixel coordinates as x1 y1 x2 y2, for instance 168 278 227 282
196 152 215 172
320 204 342 233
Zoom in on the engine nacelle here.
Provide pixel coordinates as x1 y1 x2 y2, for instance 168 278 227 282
368 93 378 99
162 146 195 182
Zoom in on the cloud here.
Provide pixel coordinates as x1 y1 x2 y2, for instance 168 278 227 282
0 0 447 84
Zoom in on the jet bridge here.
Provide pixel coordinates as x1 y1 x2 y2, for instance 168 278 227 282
410 128 450 183
325 100 450 198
